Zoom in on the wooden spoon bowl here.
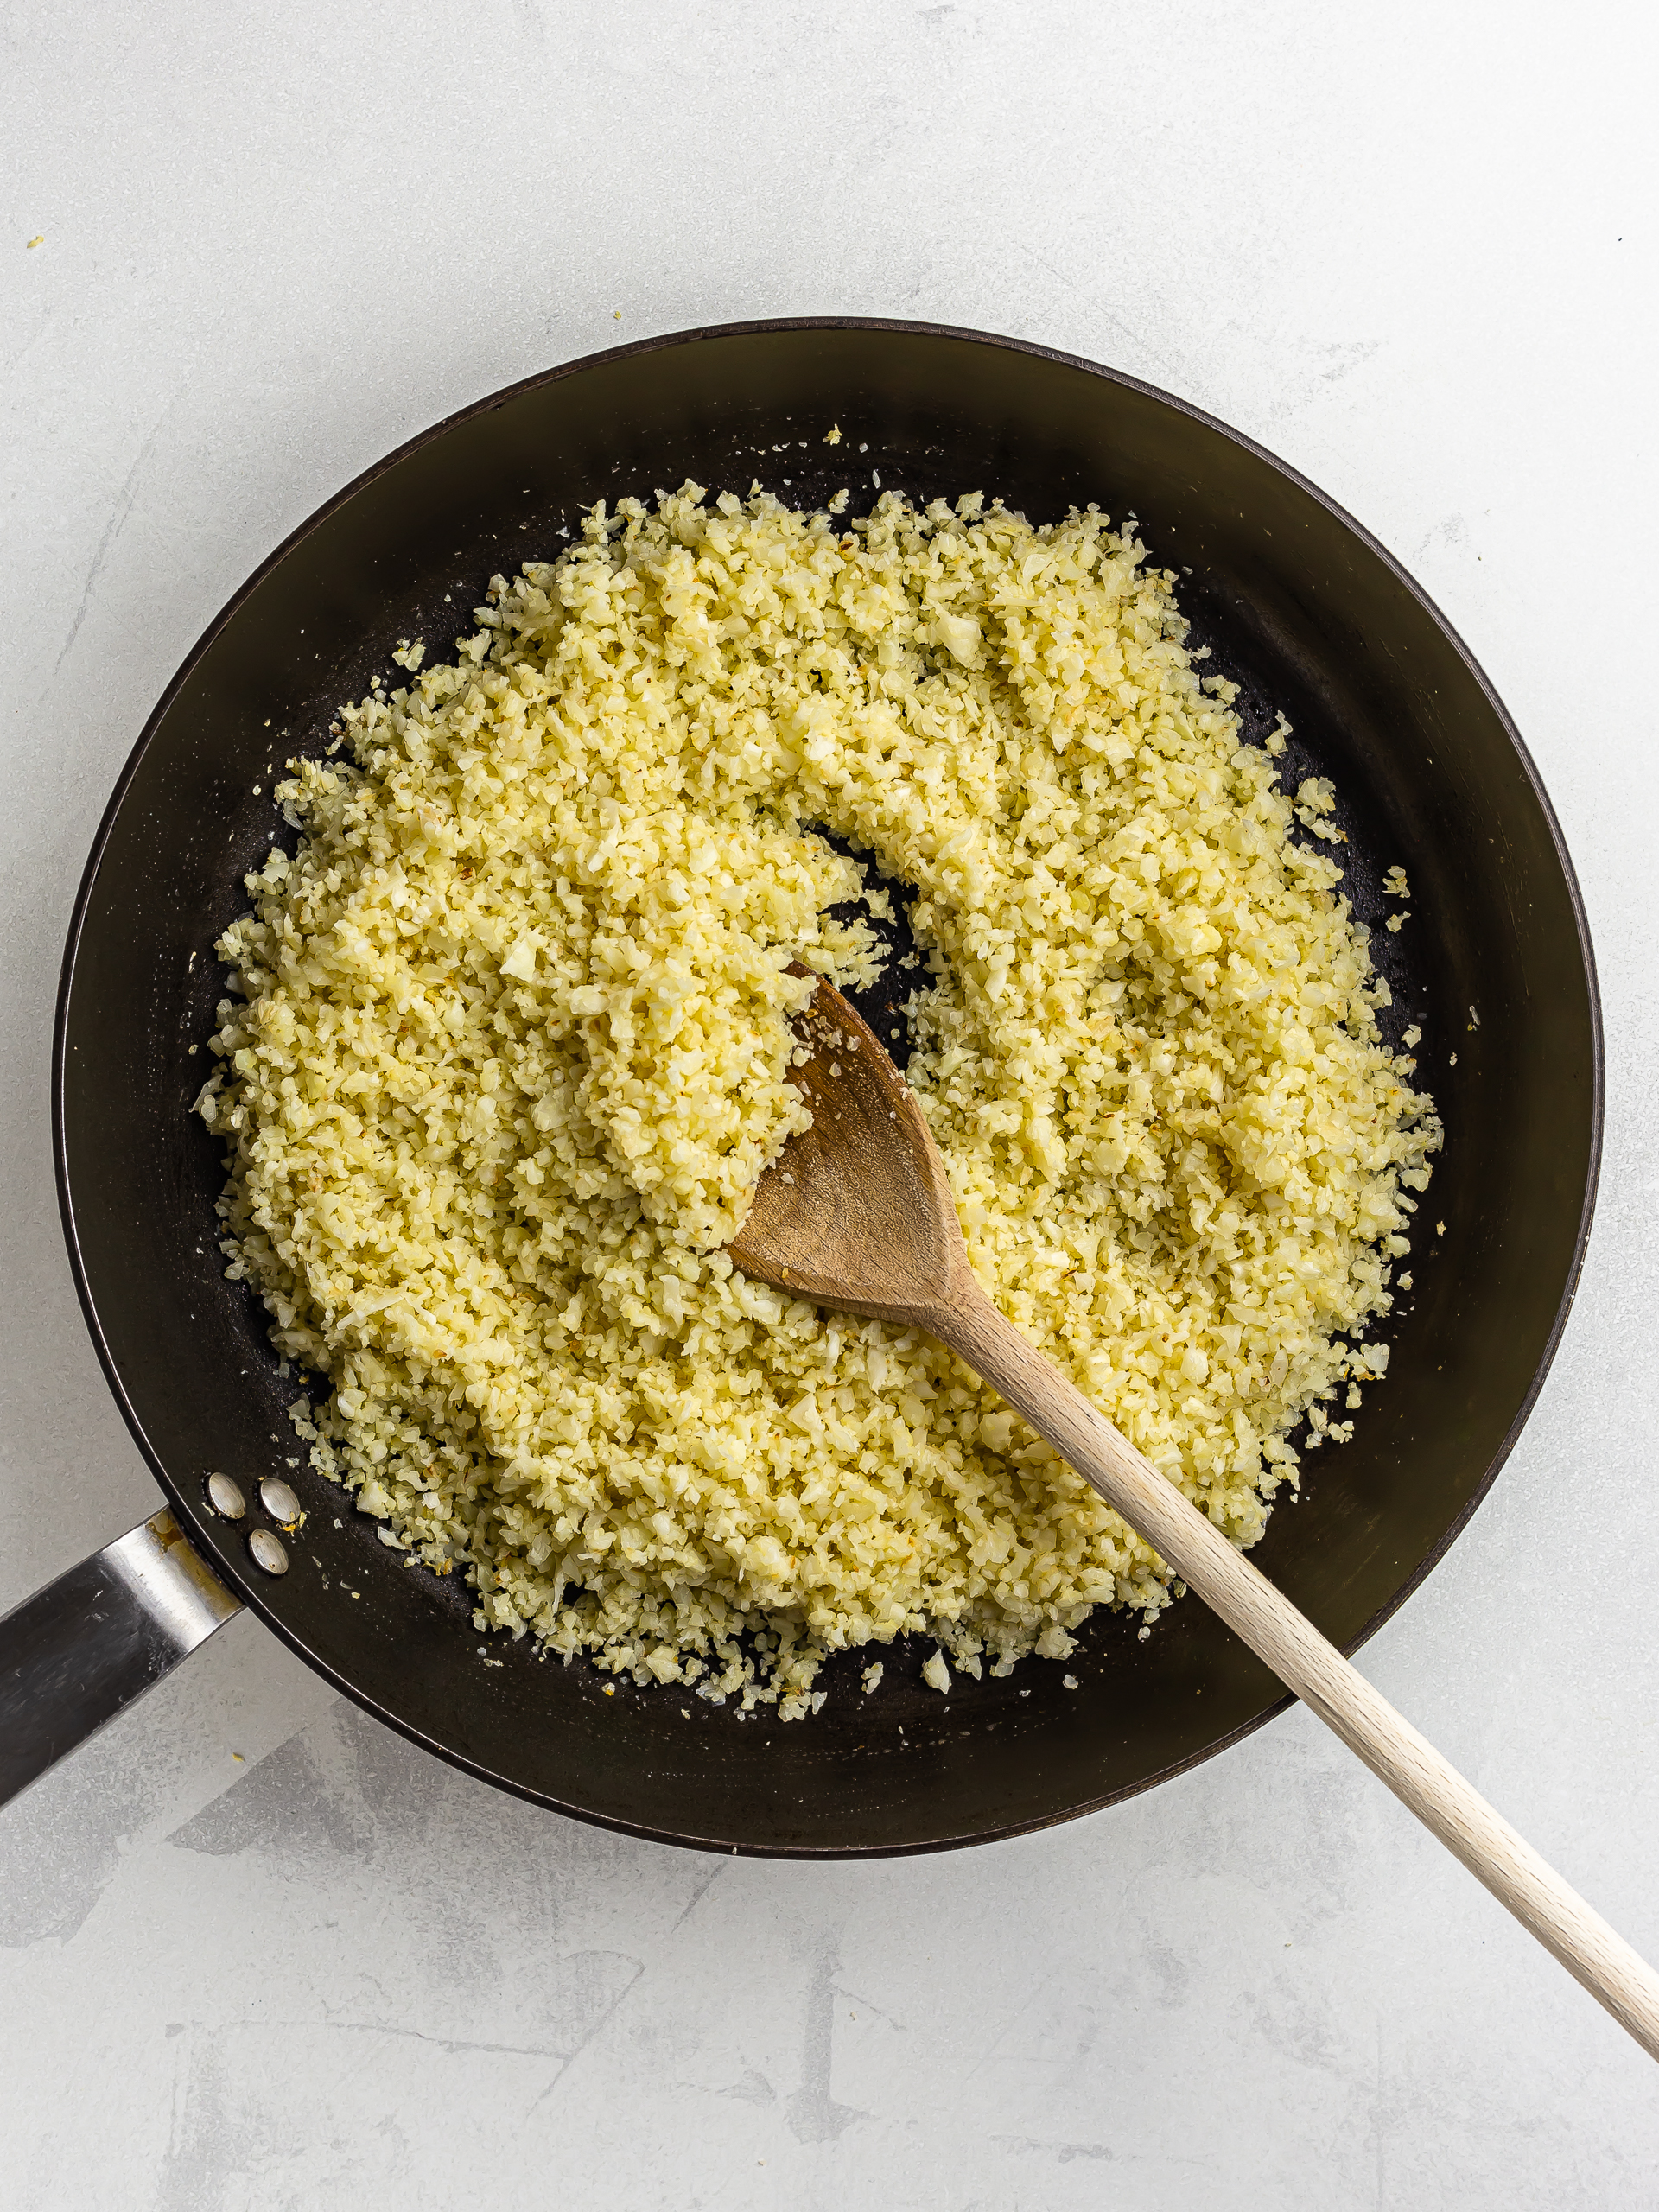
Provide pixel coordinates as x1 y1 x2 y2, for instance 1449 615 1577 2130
731 963 963 1322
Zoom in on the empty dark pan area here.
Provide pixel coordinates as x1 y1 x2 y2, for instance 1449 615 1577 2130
54 320 1599 1854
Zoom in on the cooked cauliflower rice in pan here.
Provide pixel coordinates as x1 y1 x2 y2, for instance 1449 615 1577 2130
199 484 1440 1717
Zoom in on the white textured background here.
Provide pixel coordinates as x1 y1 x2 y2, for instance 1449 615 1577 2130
4 3 1658 2205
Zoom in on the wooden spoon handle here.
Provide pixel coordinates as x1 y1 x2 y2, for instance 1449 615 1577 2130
936 1280 1659 2061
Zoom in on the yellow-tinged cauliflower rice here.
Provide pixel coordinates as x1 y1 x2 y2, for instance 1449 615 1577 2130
199 484 1439 1716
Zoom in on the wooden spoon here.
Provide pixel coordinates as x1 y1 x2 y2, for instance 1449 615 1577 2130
729 969 1659 2059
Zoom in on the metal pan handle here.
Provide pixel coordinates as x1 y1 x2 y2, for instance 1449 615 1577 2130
0 1507 242 1808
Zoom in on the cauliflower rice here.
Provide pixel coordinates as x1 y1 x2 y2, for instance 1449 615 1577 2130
199 484 1439 1716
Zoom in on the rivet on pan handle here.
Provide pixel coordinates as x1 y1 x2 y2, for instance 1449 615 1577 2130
0 1508 242 1811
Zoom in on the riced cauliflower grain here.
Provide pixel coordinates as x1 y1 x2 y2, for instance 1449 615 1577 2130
200 485 1438 1717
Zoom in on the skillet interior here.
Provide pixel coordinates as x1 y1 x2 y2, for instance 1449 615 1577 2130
54 320 1600 1855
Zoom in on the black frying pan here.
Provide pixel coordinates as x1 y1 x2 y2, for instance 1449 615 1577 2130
5 319 1599 1854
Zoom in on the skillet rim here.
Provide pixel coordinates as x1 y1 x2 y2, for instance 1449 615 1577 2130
50 315 1605 1855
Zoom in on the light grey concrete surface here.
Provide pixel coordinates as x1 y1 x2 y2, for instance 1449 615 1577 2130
3 3 1657 2204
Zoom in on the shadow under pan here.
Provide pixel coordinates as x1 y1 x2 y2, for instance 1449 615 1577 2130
54 319 1601 1855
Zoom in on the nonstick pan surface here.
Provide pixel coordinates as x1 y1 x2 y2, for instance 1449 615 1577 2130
54 318 1601 1855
